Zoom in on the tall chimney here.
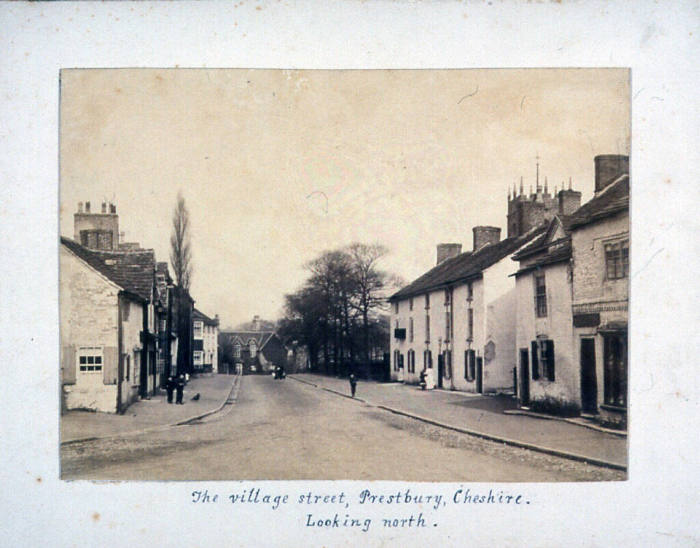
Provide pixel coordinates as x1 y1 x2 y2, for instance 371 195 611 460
473 226 501 251
85 201 91 213
436 243 462 265
594 155 629 194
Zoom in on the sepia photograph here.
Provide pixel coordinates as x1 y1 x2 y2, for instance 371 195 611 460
58 68 630 482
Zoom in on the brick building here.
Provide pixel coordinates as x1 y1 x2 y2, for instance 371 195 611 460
569 155 629 427
219 317 288 375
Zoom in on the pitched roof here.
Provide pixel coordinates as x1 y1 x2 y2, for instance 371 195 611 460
569 174 629 229
220 330 276 349
389 226 546 301
193 308 219 326
513 243 572 277
61 236 155 302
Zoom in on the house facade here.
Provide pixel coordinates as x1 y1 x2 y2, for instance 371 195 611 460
569 155 629 428
60 235 157 414
389 169 582 395
513 216 577 413
193 308 219 373
390 226 547 393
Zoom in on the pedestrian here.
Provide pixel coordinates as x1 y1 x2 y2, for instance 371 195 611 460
166 376 174 403
349 374 357 398
176 374 185 405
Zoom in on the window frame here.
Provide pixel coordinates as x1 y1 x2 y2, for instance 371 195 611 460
604 239 629 280
534 272 548 318
77 346 104 374
193 320 204 339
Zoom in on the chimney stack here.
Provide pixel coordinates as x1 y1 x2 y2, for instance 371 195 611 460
436 243 462 265
85 201 91 213
252 315 261 331
101 202 107 213
78 202 83 213
594 155 629 194
110 203 116 214
473 226 501 251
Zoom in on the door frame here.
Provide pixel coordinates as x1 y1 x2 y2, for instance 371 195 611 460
580 337 598 414
519 348 530 406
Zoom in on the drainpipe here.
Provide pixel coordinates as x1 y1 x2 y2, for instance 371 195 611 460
140 300 148 398
117 294 124 414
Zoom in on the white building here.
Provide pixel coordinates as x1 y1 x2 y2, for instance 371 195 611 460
193 308 219 374
389 226 545 394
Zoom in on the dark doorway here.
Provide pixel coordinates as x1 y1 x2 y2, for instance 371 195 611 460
580 338 598 414
437 354 444 389
519 348 530 406
476 357 483 393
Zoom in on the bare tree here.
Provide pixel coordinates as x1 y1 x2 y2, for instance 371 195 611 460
169 191 193 291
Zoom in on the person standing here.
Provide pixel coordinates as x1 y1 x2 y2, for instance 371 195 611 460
176 374 185 405
166 376 175 404
349 374 357 398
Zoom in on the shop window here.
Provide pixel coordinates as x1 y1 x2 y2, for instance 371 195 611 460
604 334 627 407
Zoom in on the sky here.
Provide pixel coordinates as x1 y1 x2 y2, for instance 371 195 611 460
60 68 629 328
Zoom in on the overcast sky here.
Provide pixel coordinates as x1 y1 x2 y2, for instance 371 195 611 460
60 68 629 328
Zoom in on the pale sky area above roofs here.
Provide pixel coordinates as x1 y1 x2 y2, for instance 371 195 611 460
59 68 629 328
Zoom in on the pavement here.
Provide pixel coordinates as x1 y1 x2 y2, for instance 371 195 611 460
289 373 628 469
60 373 237 444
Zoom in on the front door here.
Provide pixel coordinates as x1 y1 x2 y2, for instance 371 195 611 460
437 354 444 388
519 348 530 406
580 338 598 414
476 357 483 393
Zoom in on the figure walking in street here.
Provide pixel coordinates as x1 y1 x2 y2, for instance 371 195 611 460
349 374 357 398
166 376 175 404
176 374 185 405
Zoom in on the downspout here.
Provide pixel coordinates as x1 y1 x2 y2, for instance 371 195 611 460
117 294 124 414
449 286 455 390
140 300 148 398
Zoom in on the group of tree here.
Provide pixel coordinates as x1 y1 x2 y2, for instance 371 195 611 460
278 243 402 378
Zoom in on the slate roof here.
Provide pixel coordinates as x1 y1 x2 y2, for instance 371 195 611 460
569 174 629 229
61 236 155 302
193 308 219 326
219 330 276 349
513 243 572 277
389 225 546 301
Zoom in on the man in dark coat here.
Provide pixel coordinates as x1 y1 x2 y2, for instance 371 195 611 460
349 374 357 398
175 374 185 405
166 376 175 403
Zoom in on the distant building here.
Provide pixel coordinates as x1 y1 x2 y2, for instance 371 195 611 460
193 308 219 373
219 318 288 375
507 160 581 238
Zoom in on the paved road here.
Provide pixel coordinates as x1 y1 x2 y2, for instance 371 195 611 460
61 375 623 481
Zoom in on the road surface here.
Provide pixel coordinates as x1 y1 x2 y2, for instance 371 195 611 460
61 374 623 481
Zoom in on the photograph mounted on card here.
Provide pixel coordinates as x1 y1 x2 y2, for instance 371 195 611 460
59 68 629 481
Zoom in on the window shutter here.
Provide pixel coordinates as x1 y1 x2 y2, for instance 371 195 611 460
531 341 539 380
62 345 76 384
546 340 555 381
103 346 119 385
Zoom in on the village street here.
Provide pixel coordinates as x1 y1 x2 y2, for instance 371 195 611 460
61 375 623 481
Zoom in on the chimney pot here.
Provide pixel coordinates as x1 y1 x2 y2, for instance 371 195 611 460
101 202 107 213
436 243 462 265
594 155 629 194
85 201 91 213
472 226 501 251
